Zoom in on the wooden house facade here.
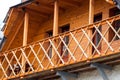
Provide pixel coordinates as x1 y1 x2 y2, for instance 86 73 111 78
0 0 120 79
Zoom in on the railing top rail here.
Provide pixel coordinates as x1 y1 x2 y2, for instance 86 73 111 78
0 14 120 56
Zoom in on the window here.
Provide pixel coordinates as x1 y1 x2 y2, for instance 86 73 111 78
60 24 70 62
47 31 53 37
92 13 102 53
109 7 120 41
94 13 102 22
109 7 120 17
46 30 53 58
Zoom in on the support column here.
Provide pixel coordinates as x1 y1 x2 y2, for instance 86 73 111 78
23 12 29 46
52 0 59 65
88 0 94 57
89 0 94 24
22 12 29 72
53 0 59 36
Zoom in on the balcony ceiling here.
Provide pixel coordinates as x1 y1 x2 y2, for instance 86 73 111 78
18 0 84 21
2 0 86 51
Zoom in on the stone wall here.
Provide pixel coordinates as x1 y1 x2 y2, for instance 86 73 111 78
57 64 120 80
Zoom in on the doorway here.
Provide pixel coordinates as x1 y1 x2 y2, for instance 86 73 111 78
92 13 102 54
60 24 70 62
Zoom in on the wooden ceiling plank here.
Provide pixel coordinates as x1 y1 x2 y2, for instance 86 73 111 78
28 1 66 15
60 0 80 7
3 9 14 35
26 8 49 18
5 12 24 50
31 2 54 12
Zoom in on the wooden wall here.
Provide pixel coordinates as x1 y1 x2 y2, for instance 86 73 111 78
3 0 115 51
33 0 113 41
28 0 115 69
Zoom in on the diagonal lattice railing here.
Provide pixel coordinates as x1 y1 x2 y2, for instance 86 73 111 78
0 14 120 79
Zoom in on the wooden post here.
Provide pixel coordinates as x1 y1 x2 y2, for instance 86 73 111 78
53 0 59 36
88 0 94 57
89 0 94 24
52 0 59 65
22 12 29 72
23 12 29 46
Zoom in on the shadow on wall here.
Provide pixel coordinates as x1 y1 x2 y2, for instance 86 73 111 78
0 31 6 51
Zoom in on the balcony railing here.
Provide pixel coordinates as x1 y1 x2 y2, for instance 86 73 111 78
0 14 120 79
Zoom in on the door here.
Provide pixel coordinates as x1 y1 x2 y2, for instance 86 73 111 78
60 24 70 62
92 13 102 54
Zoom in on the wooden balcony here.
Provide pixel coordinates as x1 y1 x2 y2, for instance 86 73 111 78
0 14 120 80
